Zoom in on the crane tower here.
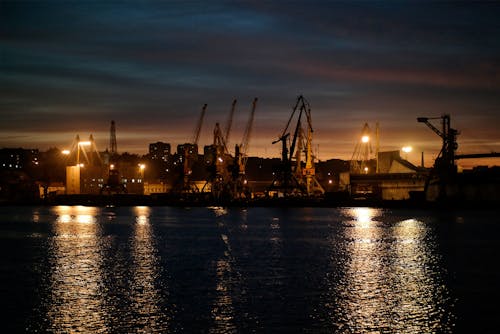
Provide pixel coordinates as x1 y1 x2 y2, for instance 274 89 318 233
417 114 459 200
268 95 324 197
110 120 117 156
350 123 374 174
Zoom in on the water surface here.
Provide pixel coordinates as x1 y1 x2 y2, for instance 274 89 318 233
1 206 498 332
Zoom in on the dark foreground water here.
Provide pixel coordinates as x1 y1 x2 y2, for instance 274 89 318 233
1 206 498 333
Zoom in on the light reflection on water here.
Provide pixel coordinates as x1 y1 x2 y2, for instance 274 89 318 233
129 206 170 331
21 206 456 333
46 206 171 333
47 206 108 333
329 208 453 333
210 207 237 333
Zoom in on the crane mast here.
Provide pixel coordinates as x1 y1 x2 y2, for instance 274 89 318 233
239 97 258 172
227 98 258 200
224 99 237 151
110 120 117 156
192 104 207 145
417 114 459 200
417 115 458 173
350 123 373 174
177 104 207 194
269 95 324 197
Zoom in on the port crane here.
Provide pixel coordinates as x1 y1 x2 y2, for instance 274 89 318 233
109 120 118 157
231 97 258 198
224 99 237 153
417 114 459 199
101 120 127 194
208 121 231 197
67 134 102 167
192 104 207 146
268 95 324 197
206 98 258 200
177 104 207 193
350 123 379 174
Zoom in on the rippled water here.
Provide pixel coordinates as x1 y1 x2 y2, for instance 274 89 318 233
1 206 498 332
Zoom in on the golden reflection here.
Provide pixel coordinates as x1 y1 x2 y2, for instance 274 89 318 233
209 206 228 217
135 206 150 225
350 207 376 228
32 210 40 223
391 218 449 332
130 206 169 331
331 208 450 333
270 217 281 243
210 257 236 333
210 213 237 333
240 209 248 230
47 206 107 332
339 207 388 330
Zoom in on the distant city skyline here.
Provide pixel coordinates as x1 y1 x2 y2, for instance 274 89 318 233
2 1 500 168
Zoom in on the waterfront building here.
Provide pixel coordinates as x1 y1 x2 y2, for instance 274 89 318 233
0 148 39 171
149 142 171 162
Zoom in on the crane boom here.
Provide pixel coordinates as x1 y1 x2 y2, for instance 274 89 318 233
239 98 258 172
417 117 444 138
240 98 258 156
269 95 323 196
225 99 237 147
192 104 207 145
417 114 459 200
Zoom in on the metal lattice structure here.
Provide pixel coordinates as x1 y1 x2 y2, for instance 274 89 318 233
268 95 324 197
109 120 117 155
350 123 373 174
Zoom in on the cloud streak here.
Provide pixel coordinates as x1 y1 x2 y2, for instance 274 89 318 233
1 0 499 165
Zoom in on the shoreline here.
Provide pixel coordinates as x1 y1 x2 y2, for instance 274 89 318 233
1 193 498 210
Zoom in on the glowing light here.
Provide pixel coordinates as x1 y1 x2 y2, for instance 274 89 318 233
78 141 91 146
58 214 72 223
110 164 115 169
49 205 104 331
348 207 379 229
361 135 369 143
402 146 413 153
79 163 84 168
364 167 369 173
134 206 150 225
76 215 95 224
138 164 146 170
62 150 70 155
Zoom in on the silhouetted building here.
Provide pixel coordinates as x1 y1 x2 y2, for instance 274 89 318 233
146 142 173 181
177 143 198 163
0 148 39 170
149 142 171 162
0 148 40 201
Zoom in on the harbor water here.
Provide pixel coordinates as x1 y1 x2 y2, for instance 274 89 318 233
1 206 498 333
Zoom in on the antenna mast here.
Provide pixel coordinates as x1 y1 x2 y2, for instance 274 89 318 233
110 120 117 155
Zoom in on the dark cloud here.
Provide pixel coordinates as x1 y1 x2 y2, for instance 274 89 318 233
1 0 499 166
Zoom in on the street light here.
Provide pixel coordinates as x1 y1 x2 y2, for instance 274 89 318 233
138 164 146 180
77 141 91 166
402 146 412 153
361 135 370 143
402 146 412 160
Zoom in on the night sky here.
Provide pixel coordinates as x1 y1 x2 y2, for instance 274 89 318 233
2 1 499 167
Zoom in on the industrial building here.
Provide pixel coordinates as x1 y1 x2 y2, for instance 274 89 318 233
2 99 499 205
